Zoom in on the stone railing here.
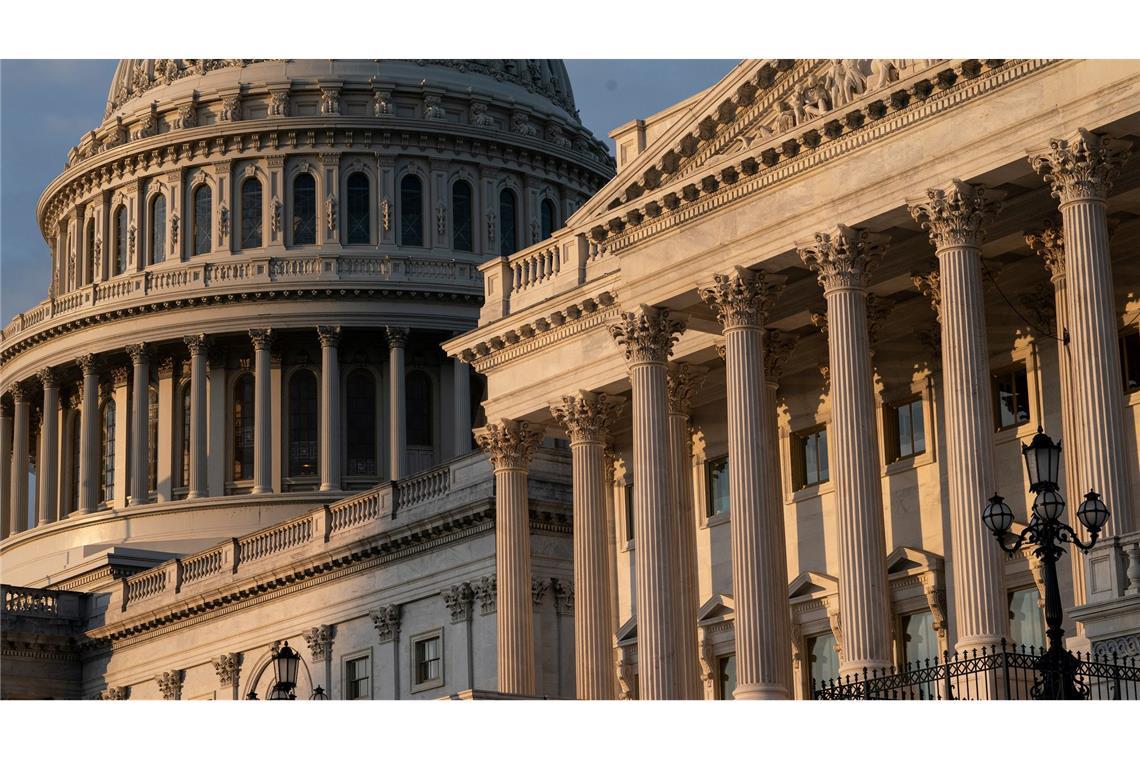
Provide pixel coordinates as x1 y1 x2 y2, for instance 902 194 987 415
395 463 451 511
1086 529 1140 604
328 488 384 534
180 546 225 586
236 513 314 564
4 586 59 616
124 565 168 607
479 233 597 320
2 252 482 346
510 244 561 293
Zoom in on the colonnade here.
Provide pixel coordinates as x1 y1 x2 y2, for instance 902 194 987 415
478 128 1135 699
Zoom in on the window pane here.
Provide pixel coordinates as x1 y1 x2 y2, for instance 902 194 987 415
898 402 913 458
115 206 129 273
1014 368 1030 424
232 375 254 480
804 433 818 486
624 482 635 541
70 411 81 510
902 611 939 665
180 386 191 488
85 221 95 283
147 387 159 492
346 370 377 476
910 399 926 455
707 457 730 517
292 174 316 245
452 181 473 252
817 429 828 483
288 371 319 477
150 195 166 265
193 187 212 255
1122 331 1140 392
717 654 736 700
101 401 116 501
406 370 432 447
1009 588 1045 650
241 178 263 249
541 198 556 240
346 172 370 245
400 175 423 247
499 189 517 256
808 634 840 692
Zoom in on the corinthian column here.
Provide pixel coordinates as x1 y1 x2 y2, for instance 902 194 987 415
387 326 408 480
700 269 791 698
1031 130 1134 536
125 344 150 506
910 180 1006 650
318 325 342 492
8 384 30 534
37 367 60 526
666 363 706 699
608 306 686 700
797 226 893 675
77 354 100 513
249 329 273 495
1026 219 1087 609
475 418 544 696
551 392 624 699
183 335 209 499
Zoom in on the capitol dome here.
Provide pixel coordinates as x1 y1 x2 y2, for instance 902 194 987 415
1 58 613 589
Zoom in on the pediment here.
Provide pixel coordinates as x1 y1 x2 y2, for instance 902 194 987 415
615 617 637 645
788 570 839 600
569 58 954 235
697 593 735 623
886 546 944 577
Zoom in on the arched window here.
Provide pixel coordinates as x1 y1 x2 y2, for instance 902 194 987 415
60 229 70 292
69 410 81 512
193 185 212 255
345 369 376 476
541 197 557 240
406 370 433 447
147 386 159 493
84 219 95 284
232 374 254 481
179 383 191 490
240 178 263 250
150 194 166 265
113 205 128 275
288 370 319 477
346 172 370 245
292 173 316 245
499 189 518 256
101 400 116 502
400 174 424 247
452 180 473 252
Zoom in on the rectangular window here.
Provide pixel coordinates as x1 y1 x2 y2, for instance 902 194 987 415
716 653 736 700
901 610 939 666
412 632 443 690
1121 329 1140 393
345 656 370 700
992 364 1030 431
706 456 730 518
807 633 840 697
793 426 829 490
888 397 926 462
624 482 635 542
1009 587 1045 650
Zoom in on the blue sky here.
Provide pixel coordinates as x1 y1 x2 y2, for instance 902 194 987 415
0 59 738 326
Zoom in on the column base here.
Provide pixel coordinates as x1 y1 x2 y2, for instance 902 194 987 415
954 635 1002 655
186 491 203 500
319 483 340 493
250 486 272 495
732 683 789 700
839 659 892 679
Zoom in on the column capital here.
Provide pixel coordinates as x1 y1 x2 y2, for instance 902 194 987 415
36 367 58 389
76 353 101 375
763 329 800 381
666 363 708 416
911 267 942 323
907 179 1002 249
125 343 150 365
211 653 242 687
550 391 624 445
608 305 685 366
698 267 782 329
796 225 889 292
301 624 337 662
1024 215 1065 280
157 357 176 380
370 604 402 644
386 325 409 349
7 382 29 403
475 418 544 470
316 325 342 348
110 365 131 387
1029 128 1132 204
183 333 210 356
248 328 273 351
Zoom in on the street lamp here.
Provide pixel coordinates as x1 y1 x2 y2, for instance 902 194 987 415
268 641 301 700
981 427 1109 699
310 685 329 700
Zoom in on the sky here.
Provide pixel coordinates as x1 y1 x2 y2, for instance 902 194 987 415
0 59 738 327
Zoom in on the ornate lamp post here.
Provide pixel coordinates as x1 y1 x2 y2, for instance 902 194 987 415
267 641 301 700
981 427 1111 699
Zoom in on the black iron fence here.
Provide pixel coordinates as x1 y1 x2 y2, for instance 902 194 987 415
813 640 1140 700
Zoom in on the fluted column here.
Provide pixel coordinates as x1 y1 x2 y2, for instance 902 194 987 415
551 392 623 699
125 344 149 506
764 329 800 694
665 363 707 699
36 368 60 526
910 181 1006 650
387 326 408 481
249 329 273 495
475 419 544 696
77 354 100 513
1026 219 1086 608
608 306 686 699
183 335 208 499
318 326 342 492
453 358 471 458
1031 130 1135 536
700 269 790 698
1 397 12 539
798 226 893 675
8 384 30 535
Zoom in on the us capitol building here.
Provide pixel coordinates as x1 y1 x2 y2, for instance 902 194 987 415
1 58 1139 701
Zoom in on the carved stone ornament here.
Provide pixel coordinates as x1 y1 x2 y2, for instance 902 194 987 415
436 204 446 236
796 225 889 292
470 101 495 128
156 670 183 700
248 328 273 351
549 391 623 445
423 94 446 121
763 329 800 381
380 197 391 232
1092 633 1140 659
320 87 340 116
35 366 58 389
698 266 781 329
183 333 209 356
475 418 544 470
212 652 242 686
271 199 282 235
100 686 130 700
372 90 393 116
169 213 179 247
474 575 497 615
370 605 401 643
608 306 685 366
326 194 337 233
911 267 943 323
302 624 337 662
531 576 549 607
125 342 149 366
551 577 574 615
486 211 496 242
510 111 537 137
1024 215 1066 280
907 179 1001 249
1029 128 1132 204
316 325 341 348
443 582 475 623
666 363 708 416
385 325 408 349
220 95 241 122
7 381 28 403
218 204 229 243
